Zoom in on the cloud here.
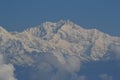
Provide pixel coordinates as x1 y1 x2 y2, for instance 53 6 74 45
63 55 81 72
99 74 112 80
77 76 86 80
21 53 82 80
11 50 120 80
0 54 17 80
109 44 120 60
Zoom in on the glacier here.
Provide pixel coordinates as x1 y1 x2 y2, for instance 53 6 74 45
0 20 120 80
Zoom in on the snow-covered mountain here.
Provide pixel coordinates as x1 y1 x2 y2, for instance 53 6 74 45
0 20 120 80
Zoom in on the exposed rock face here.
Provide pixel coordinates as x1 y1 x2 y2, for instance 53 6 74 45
0 20 120 80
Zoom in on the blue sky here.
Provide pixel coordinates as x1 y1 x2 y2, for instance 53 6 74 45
0 0 120 36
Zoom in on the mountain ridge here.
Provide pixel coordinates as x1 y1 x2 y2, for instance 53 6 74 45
0 20 120 80
0 20 119 62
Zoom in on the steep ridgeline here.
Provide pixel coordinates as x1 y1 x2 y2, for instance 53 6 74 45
0 20 120 80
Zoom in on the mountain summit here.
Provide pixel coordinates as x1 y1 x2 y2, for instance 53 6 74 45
0 20 120 80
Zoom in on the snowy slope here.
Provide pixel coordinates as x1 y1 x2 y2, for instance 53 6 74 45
0 20 120 80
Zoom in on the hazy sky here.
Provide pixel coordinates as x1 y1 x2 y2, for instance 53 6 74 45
0 0 120 36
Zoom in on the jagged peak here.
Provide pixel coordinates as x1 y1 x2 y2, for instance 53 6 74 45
43 20 74 25
24 20 72 38
20 20 114 42
26 20 82 33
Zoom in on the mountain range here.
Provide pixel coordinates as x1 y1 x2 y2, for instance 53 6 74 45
0 20 120 80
